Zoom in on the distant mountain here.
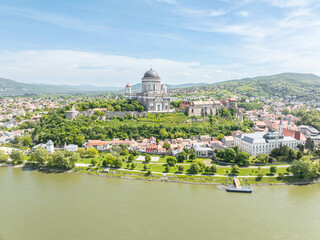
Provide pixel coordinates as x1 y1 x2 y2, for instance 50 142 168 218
129 82 207 92
0 78 207 96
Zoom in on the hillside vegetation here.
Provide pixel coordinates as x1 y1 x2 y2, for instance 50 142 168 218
180 73 320 101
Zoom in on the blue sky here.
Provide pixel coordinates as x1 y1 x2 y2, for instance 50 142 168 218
0 0 320 86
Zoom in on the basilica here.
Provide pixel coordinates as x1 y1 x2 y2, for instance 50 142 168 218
125 68 173 113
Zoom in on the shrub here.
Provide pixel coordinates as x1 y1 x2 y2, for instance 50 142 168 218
270 165 277 175
167 156 177 166
143 164 148 171
278 173 285 180
231 165 240 175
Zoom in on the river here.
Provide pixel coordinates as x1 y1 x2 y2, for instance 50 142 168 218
0 167 319 240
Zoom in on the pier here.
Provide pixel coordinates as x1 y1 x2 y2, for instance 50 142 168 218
226 177 252 193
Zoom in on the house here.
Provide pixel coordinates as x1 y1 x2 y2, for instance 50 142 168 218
146 144 158 153
32 140 55 153
221 136 235 147
84 140 110 150
193 143 214 158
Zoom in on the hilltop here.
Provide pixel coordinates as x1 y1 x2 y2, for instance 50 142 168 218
179 73 320 101
1 73 319 98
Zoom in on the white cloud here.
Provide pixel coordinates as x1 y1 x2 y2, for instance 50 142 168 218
264 0 313 8
237 11 249 17
155 0 176 4
181 8 226 17
0 50 249 86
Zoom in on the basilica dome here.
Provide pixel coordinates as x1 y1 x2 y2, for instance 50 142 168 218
143 68 160 79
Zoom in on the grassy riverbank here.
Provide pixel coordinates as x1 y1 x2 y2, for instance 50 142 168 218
0 158 317 186
70 166 304 186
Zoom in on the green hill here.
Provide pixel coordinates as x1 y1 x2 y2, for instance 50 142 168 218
191 73 320 101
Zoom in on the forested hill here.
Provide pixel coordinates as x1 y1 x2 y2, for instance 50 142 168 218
192 73 320 101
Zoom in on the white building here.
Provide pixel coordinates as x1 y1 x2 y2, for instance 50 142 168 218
64 143 78 152
234 131 298 156
193 143 214 158
125 67 173 113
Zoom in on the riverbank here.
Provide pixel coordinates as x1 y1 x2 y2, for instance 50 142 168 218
2 162 319 187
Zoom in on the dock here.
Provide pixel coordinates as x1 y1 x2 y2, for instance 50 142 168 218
226 177 252 193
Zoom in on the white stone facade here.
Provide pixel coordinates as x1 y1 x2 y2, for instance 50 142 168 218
125 68 173 113
234 131 298 156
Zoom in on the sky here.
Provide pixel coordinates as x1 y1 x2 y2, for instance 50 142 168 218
0 0 320 87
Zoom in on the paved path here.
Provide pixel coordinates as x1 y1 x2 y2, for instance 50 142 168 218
115 168 289 178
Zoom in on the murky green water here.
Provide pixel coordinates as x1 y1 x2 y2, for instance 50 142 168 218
0 168 319 240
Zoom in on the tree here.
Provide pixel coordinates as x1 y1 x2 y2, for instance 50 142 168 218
113 158 123 168
121 149 129 155
297 151 303 159
177 151 186 162
224 148 237 162
77 148 86 157
130 163 136 169
102 160 107 167
163 142 171 152
210 164 217 174
270 165 277 175
282 108 290 115
305 138 315 152
21 135 32 146
165 164 170 173
178 165 184 173
237 151 250 166
233 145 239 157
189 162 201 174
145 154 151 163
189 159 206 174
297 144 304 152
270 148 280 158
216 133 225 141
167 156 177 166
0 150 8 163
231 165 240 175
10 150 24 164
91 159 97 166
256 153 269 164
216 150 225 160
143 164 148 171
86 147 98 157
290 159 318 180
183 147 190 154
13 135 21 144
288 149 297 161
132 150 138 156
50 151 66 168
189 149 196 160
34 146 50 165
159 128 168 139
278 173 285 180
128 154 134 162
